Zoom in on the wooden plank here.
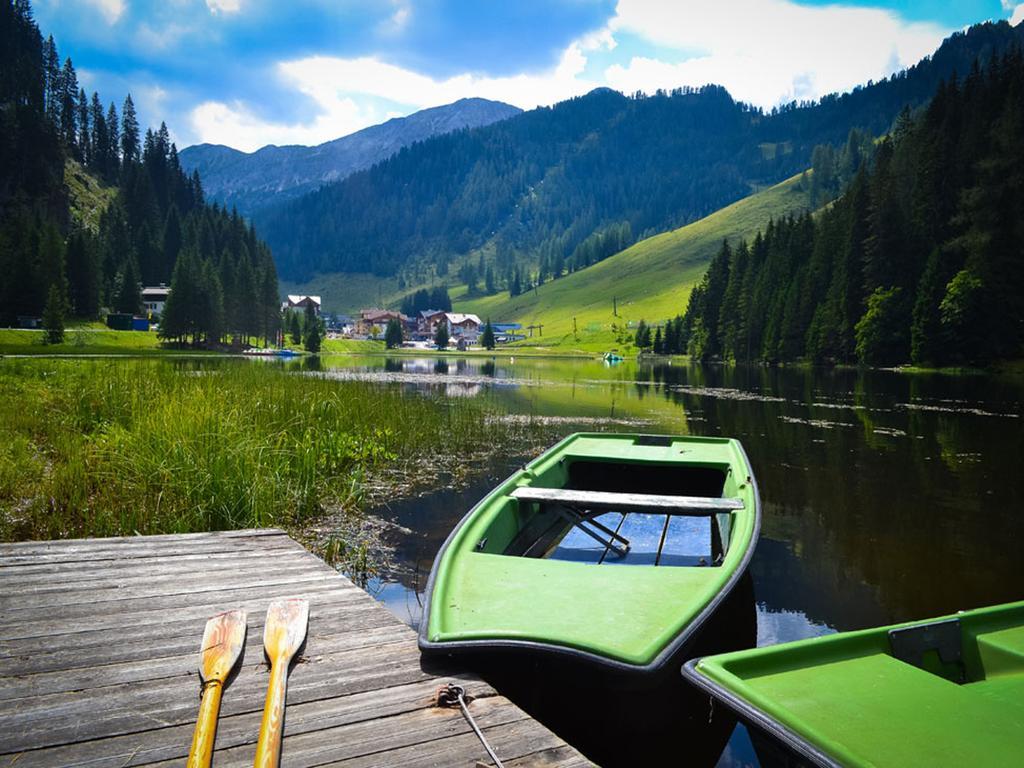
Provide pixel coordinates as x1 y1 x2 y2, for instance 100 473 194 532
0 577 351 639
318 719 574 768
0 594 393 675
4 676 495 768
0 559 331 606
0 549 318 586
0 530 591 767
511 486 744 513
0 528 286 552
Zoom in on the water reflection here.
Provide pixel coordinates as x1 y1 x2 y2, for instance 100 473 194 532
307 354 1024 766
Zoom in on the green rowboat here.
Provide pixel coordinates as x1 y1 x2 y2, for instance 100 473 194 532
418 432 761 674
683 600 1024 767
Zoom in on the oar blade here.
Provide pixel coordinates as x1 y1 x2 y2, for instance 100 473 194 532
199 609 247 682
263 598 309 661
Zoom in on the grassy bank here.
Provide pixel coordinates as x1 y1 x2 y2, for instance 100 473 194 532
0 358 504 541
0 328 169 355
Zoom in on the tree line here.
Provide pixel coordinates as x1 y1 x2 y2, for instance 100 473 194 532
0 0 280 346
677 50 1024 367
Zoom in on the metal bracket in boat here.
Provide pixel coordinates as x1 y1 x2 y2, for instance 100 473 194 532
888 617 966 683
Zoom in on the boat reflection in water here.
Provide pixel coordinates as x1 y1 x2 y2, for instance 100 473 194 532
462 573 757 767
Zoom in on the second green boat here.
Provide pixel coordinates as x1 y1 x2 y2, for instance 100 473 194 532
418 432 761 674
683 600 1024 767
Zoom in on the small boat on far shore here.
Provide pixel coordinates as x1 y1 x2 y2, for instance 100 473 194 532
602 352 624 363
243 348 298 357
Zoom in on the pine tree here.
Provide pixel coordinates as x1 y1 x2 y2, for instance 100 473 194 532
58 57 78 153
121 93 139 168
289 311 302 345
42 283 66 344
77 87 90 164
113 256 142 314
303 304 323 353
106 101 120 178
384 317 403 349
65 230 99 317
434 320 449 349
481 318 496 350
635 320 650 349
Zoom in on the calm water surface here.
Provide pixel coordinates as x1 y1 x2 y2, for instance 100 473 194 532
313 354 1024 767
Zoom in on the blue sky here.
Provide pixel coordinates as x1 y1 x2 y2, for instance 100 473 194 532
32 0 1023 152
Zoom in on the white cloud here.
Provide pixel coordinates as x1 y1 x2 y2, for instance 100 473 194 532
206 0 241 14
605 0 947 108
190 43 595 150
191 97 373 150
84 0 125 24
1011 4 1024 25
189 0 954 151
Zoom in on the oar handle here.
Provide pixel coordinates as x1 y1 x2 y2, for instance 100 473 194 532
187 679 224 768
254 658 290 768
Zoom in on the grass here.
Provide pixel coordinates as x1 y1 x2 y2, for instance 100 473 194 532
321 338 385 354
0 328 171 355
0 358 504 542
455 173 812 351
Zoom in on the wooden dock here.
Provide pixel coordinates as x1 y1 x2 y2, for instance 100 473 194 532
0 529 591 767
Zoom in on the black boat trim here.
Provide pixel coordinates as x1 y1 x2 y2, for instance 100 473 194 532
417 433 763 676
681 657 841 768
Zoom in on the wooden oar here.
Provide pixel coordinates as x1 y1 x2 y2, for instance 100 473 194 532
254 598 309 768
187 609 247 768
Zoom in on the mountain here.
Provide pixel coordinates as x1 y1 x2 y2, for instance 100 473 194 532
179 98 521 215
253 20 1024 284
679 47 1024 366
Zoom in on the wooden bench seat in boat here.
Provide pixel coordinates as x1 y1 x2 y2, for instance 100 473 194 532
510 486 744 515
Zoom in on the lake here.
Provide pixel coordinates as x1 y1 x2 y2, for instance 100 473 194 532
310 353 1024 766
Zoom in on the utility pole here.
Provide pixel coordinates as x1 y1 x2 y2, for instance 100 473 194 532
613 296 617 317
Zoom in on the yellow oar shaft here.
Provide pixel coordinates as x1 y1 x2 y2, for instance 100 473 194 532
254 657 289 768
187 680 224 768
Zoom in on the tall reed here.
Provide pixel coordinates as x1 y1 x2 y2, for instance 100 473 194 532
0 359 493 540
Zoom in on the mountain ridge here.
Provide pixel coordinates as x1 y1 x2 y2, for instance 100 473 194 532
179 97 522 214
253 20 1024 284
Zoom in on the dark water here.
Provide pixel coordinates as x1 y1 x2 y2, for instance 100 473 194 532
316 354 1024 766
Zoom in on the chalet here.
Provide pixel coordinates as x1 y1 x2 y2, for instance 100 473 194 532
417 309 448 336
443 313 482 342
283 295 322 315
356 308 406 337
141 284 170 317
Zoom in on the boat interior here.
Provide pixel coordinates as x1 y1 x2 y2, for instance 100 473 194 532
477 453 744 568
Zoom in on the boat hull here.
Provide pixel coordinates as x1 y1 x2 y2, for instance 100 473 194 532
419 433 762 675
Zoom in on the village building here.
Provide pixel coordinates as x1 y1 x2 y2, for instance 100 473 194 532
282 295 322 315
355 308 407 337
417 309 448 338
141 284 170 317
443 313 482 342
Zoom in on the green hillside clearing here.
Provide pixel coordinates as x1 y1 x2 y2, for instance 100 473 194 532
280 172 811 354
65 159 117 233
454 172 812 350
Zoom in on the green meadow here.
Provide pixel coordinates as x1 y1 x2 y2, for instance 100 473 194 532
0 358 506 541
